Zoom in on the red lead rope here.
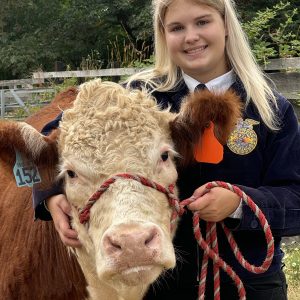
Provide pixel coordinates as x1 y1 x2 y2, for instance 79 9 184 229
181 181 274 300
78 174 274 300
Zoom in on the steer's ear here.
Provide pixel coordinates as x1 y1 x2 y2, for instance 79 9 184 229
0 120 59 183
170 89 242 166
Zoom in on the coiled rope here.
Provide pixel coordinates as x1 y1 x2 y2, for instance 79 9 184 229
78 174 274 300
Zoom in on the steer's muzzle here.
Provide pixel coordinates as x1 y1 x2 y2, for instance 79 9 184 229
100 222 175 285
103 224 160 258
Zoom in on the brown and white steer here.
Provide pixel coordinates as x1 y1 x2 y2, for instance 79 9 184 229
0 79 240 300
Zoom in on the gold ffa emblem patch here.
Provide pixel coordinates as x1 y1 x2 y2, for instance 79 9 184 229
227 118 260 155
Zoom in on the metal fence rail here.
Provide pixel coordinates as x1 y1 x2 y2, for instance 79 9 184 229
0 88 54 119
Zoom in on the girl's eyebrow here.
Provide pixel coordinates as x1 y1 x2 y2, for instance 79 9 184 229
165 14 213 28
195 14 213 20
165 22 181 29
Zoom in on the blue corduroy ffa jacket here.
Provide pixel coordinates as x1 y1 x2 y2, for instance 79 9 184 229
33 78 300 294
144 78 300 296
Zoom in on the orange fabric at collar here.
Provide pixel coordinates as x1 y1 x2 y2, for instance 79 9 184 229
194 122 224 164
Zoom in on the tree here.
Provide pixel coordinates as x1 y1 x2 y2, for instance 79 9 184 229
241 1 300 62
0 0 298 79
0 0 67 78
0 0 152 79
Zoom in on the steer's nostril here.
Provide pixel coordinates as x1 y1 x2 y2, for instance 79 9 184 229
111 240 122 250
144 228 160 248
145 235 153 245
103 235 123 254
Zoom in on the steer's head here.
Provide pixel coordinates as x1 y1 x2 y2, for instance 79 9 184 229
58 80 179 287
0 79 241 297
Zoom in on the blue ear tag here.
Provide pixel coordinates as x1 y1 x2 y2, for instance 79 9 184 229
13 150 41 187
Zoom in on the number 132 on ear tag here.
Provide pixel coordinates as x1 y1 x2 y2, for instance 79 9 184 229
13 150 41 187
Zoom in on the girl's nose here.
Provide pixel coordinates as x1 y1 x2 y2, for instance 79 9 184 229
185 27 200 43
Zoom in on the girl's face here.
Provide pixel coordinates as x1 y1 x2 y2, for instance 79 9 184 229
164 0 229 83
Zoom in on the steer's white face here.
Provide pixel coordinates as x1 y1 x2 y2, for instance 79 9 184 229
58 80 179 295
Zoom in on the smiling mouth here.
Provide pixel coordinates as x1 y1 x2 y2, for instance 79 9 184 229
184 45 208 55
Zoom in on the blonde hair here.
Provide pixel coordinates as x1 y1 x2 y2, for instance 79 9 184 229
126 0 279 130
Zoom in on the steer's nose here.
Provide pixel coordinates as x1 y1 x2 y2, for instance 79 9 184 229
103 224 161 258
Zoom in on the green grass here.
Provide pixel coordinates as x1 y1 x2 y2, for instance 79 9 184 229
282 241 300 299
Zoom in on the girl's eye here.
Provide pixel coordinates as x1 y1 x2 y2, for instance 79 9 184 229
170 25 183 32
67 170 77 178
197 20 208 26
161 151 169 162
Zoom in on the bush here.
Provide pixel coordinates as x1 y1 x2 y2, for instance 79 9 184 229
242 1 300 64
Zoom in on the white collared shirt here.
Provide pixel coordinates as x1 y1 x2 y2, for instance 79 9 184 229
183 69 235 93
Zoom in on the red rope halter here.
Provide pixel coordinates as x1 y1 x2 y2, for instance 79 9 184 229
78 173 274 300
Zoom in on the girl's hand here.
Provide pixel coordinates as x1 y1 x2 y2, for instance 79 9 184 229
187 184 240 222
46 194 82 248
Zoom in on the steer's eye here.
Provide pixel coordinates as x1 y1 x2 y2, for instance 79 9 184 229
161 151 169 162
66 170 77 178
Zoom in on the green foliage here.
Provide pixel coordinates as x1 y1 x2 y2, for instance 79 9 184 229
269 7 300 58
107 36 152 68
80 50 103 70
132 55 155 69
51 77 78 94
242 1 300 63
6 89 56 120
0 0 152 79
0 0 63 78
0 0 299 79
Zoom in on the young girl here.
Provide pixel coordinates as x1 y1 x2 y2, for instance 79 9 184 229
34 0 300 299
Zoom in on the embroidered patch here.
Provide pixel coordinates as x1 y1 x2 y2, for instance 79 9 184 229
13 150 41 187
227 118 260 155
